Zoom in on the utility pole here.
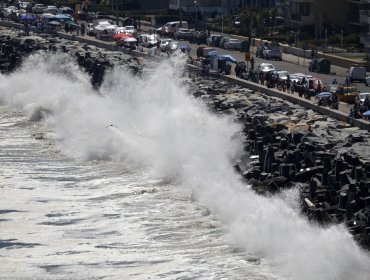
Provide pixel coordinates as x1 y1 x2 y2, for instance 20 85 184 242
221 0 224 35
179 0 182 26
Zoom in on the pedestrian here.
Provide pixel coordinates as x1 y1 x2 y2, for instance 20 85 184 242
81 23 85 36
332 78 338 84
250 56 255 71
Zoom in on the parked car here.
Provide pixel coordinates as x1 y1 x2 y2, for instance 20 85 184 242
159 38 173 52
334 84 360 104
165 41 179 53
19 2 30 9
276 71 290 82
143 34 159 48
190 30 207 44
290 73 313 84
86 23 95 36
223 38 241 50
257 63 276 74
219 36 230 49
207 34 222 47
58 6 74 15
96 12 109 19
359 93 370 105
124 25 136 36
2 6 18 17
256 44 268 58
87 12 96 21
174 28 192 40
366 76 370 86
32 4 45 13
264 47 282 60
157 21 189 37
45 5 58 14
348 66 366 83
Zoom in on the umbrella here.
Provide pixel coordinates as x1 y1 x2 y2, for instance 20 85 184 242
315 92 332 99
179 44 191 50
112 33 132 40
218 54 238 64
363 110 370 116
48 21 61 26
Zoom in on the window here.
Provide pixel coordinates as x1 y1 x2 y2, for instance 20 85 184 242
300 3 310 16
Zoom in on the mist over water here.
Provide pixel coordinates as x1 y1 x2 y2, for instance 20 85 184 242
0 51 369 280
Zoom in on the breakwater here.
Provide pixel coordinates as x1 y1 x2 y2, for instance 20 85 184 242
188 76 370 249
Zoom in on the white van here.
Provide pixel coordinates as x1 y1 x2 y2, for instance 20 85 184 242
157 21 189 37
348 66 366 83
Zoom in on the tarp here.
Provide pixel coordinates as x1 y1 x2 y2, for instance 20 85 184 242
48 21 61 26
315 92 332 99
112 33 132 40
20 14 37 21
363 110 370 116
54 14 72 22
218 54 237 64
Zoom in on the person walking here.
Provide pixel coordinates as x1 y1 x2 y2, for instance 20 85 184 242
81 23 85 36
250 56 255 71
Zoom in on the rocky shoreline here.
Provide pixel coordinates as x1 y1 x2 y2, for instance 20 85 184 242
1 28 370 250
187 76 370 250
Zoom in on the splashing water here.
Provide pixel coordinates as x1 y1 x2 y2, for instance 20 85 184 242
0 51 369 280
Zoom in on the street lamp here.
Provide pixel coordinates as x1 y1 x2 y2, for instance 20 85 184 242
194 0 198 27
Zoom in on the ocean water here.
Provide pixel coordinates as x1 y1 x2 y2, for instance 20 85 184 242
0 51 369 280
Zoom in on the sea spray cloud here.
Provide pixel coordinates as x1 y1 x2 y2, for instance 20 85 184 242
0 51 369 280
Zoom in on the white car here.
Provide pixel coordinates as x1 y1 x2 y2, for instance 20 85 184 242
223 38 241 50
32 4 45 13
3 6 18 17
19 2 30 9
258 63 276 74
159 38 173 52
290 73 313 84
45 5 58 14
124 26 136 35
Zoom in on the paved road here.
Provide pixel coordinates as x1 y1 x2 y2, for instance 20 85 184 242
139 23 370 93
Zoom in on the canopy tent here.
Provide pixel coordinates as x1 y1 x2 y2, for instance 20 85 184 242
112 33 133 40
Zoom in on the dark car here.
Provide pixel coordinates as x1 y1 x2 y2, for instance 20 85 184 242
256 44 268 58
189 30 207 44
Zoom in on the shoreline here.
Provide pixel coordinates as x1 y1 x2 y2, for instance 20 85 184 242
1 25 370 250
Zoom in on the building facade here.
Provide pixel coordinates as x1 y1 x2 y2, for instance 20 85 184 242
169 0 240 16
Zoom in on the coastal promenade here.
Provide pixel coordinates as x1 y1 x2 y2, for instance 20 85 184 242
1 20 370 131
57 30 370 131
